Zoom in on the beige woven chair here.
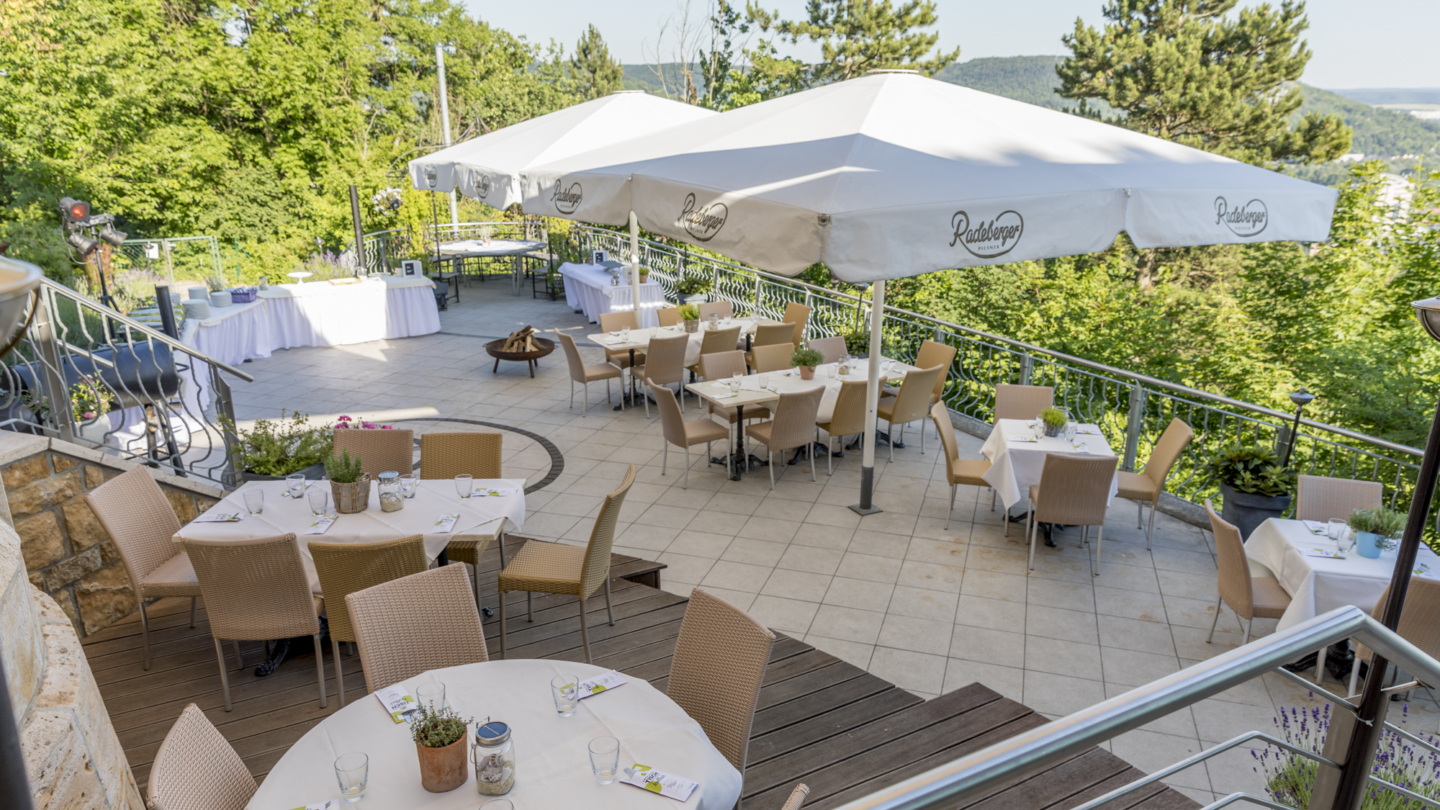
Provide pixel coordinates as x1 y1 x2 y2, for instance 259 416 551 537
750 343 795 373
598 311 646 372
780 784 811 810
654 385 730 487
877 365 944 461
912 339 957 405
1296 475 1383 523
419 430 504 573
816 379 867 475
782 302 812 345
147 703 256 810
333 427 414 478
1116 418 1195 549
745 323 798 369
557 331 622 417
701 351 771 431
658 306 682 327
85 466 200 671
498 465 635 663
687 325 743 378
310 535 428 706
699 300 734 320
668 587 775 779
1025 454 1119 576
747 386 826 488
808 336 847 365
932 403 993 529
994 383 1054 421
346 563 490 693
181 534 326 711
1205 500 1291 645
637 333 690 418
1348 580 1440 695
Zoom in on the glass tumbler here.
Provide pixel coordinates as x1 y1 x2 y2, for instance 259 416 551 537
551 675 579 717
455 473 474 499
307 489 329 517
400 473 418 499
589 736 620 785
415 681 446 711
334 752 368 802
285 473 306 498
243 489 264 515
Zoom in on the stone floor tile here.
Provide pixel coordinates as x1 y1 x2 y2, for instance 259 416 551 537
1095 585 1170 624
809 604 886 645
1025 605 1100 645
955 594 1027 631
699 587 757 612
1102 647 1182 688
654 552 717 585
789 523 856 551
895 560 964 594
1099 614 1179 656
1023 670 1105 717
1109 730 1212 791
950 625 1025 669
760 569 833 603
869 647 948 694
847 529 912 559
876 614 955 656
1025 636 1103 681
960 570 1028 603
746 595 820 637
1027 578 1097 613
700 560 773 593
888 586 960 623
803 634 875 670
823 577 896 613
834 552 904 584
719 537 789 567
944 659 1024 702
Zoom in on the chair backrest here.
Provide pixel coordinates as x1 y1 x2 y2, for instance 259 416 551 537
182 535 320 641
309 536 428 644
580 465 636 599
700 350 747 381
657 306 681 327
888 365 945 425
698 325 742 359
1296 475 1384 523
751 343 794 373
781 784 812 810
1206 500 1256 620
346 564 489 693
652 386 690 449
333 428 415 478
824 380 869 436
994 383 1054 422
1356 580 1440 663
643 333 690 386
808 336 847 365
914 339 957 400
556 331 589 382
752 323 795 348
598 310 640 333
667 588 776 772
766 386 826 451
699 300 734 320
1141 418 1195 492
148 703 257 810
419 431 502 479
85 466 182 595
1033 454 1117 528
782 302 811 342
932 402 962 480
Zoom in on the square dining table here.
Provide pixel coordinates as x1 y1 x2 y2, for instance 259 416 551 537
587 317 787 410
980 418 1120 510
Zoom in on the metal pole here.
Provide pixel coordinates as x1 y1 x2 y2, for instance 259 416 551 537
435 42 458 226
349 185 365 276
629 212 642 324
1122 384 1145 473
1281 402 1306 469
852 280 885 516
31 293 74 444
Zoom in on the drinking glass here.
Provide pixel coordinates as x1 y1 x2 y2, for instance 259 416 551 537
484 802 514 810
1327 518 1346 542
243 489 264 515
334 752 368 802
589 736 620 785
399 473 418 499
756 373 769 391
551 675 579 717
285 473 305 498
415 681 445 710
620 326 630 342
307 489 329 517
455 473 474 499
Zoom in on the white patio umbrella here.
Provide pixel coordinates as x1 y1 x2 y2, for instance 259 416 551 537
521 71 1338 511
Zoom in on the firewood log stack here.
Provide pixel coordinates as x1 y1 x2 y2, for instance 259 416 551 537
501 326 538 352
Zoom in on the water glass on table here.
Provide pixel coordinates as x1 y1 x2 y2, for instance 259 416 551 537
285 473 306 498
400 473 418 499
483 801 514 809
551 675 578 717
455 474 473 499
307 489 329 517
415 681 446 710
243 489 264 515
334 752 368 802
589 736 620 785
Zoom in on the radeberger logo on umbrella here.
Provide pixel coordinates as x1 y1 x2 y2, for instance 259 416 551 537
474 172 492 200
1214 196 1268 237
949 210 1024 258
550 180 583 214
678 193 728 242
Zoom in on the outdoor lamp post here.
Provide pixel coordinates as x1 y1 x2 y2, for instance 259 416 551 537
1280 387 1315 469
424 167 440 267
1330 297 1440 808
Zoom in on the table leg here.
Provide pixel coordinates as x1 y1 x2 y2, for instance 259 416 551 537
732 404 746 481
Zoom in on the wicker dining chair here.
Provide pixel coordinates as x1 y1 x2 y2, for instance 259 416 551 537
749 343 795 373
699 300 734 320
147 703 257 810
932 403 993 529
637 333 691 417
654 385 730 487
780 784 812 810
782 302 812 344
1116 418 1194 549
597 310 646 372
658 306 682 327
876 365 945 461
181 534 326 711
701 351 772 434
346 563 490 693
807 336 847 365
668 588 775 780
1205 500 1291 646
84 466 200 671
419 430 505 576
745 323 798 369
498 465 635 663
1348 580 1440 696
1025 454 1119 576
309 535 428 706
1296 475 1384 523
994 383 1054 421
557 331 623 417
747 386 826 488
333 427 415 478
687 325 743 378
815 379 867 475
909 339 957 405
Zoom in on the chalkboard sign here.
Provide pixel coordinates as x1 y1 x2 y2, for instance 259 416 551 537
401 259 422 276
590 249 608 265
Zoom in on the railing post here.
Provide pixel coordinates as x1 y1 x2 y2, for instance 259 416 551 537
1018 354 1033 386
30 293 76 444
933 324 944 343
211 366 241 488
754 275 762 315
1123 384 1147 473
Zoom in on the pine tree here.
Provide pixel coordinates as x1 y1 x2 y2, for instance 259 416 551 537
569 24 623 100
1057 0 1351 164
747 0 959 89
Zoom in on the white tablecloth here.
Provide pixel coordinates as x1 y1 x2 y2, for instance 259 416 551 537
560 262 667 328
685 359 914 424
245 659 742 810
1245 518 1440 631
588 320 783 369
438 239 542 257
175 479 525 593
979 418 1119 509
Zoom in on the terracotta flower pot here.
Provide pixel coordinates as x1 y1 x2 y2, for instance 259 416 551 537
330 475 371 514
417 731 469 793
800 366 815 380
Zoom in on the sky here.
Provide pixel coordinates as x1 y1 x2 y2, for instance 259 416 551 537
468 0 1438 90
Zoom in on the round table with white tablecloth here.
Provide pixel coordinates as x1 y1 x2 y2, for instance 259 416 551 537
244 659 743 810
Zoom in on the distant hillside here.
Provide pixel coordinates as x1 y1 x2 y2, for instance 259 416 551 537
1331 88 1440 106
622 63 704 99
935 56 1072 109
1295 83 1440 157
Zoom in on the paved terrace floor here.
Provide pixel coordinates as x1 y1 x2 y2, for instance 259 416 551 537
223 276 1438 803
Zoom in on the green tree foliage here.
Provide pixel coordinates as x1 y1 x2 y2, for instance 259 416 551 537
569 24 624 100
1057 0 1351 165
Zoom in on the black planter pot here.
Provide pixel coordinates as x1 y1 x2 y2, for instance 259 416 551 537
1219 482 1292 540
243 460 326 483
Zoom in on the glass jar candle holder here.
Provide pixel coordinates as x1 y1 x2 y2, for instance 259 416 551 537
377 471 403 513
473 720 515 796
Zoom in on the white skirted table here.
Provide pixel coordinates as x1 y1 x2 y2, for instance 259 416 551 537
559 262 666 328
979 418 1119 510
438 239 544 294
244 659 743 810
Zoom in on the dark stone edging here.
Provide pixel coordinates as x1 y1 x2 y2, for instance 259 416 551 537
395 417 564 495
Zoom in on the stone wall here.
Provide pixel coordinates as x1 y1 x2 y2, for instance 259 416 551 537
0 433 224 638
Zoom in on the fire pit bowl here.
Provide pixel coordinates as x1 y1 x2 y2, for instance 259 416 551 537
485 337 554 377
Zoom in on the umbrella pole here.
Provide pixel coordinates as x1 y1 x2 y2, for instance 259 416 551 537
851 279 885 516
629 211 642 320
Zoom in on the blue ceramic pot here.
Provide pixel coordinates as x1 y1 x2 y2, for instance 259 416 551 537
1356 531 1383 559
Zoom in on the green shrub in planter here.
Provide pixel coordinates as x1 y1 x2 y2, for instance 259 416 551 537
1204 443 1296 497
1347 507 1405 551
220 410 333 478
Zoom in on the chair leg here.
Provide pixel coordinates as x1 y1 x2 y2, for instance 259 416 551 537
1206 596 1224 643
190 596 197 628
920 420 925 454
643 384 650 418
888 421 895 462
1027 508 1039 571
499 589 508 659
827 436 835 475
1244 618 1254 646
582 381 590 417
662 442 668 477
810 442 816 482
570 378 575 409
314 633 327 708
1137 499 1143 529
1146 502 1158 551
233 640 244 671
331 637 346 708
215 638 233 712
1094 525 1103 577
684 446 690 489
579 595 592 664
946 484 956 529
140 602 152 671
990 490 996 512
527 591 534 622
605 578 615 626
768 451 775 489
606 378 612 404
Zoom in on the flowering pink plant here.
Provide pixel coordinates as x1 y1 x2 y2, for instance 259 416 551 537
334 415 393 430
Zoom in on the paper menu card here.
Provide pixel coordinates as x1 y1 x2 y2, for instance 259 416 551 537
1301 520 1329 535
302 516 336 535
194 512 244 523
622 764 699 801
375 684 417 723
1304 547 1346 560
433 513 459 533
288 801 339 810
469 487 520 498
577 670 627 699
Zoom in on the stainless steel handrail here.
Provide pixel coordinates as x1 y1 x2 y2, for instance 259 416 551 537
829 606 1440 810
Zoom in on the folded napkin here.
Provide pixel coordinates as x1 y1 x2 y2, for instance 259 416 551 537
621 765 699 801
375 684 417 723
577 670 627 699
1006 435 1038 443
302 515 336 535
433 513 459 533
194 511 244 523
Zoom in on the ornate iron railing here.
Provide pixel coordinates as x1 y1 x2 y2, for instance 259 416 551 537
356 220 552 274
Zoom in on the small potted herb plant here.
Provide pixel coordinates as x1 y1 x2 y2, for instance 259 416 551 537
411 703 472 793
675 275 713 305
1039 407 1067 438
1347 507 1405 559
220 410 333 481
678 303 701 333
1203 443 1297 539
325 449 370 513
792 345 824 380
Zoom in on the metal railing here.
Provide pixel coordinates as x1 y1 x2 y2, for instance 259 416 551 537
357 220 553 275
0 260 253 488
569 225 1424 518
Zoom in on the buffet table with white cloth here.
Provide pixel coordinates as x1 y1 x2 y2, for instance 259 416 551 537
245 658 743 810
1245 517 1440 631
560 262 666 328
180 276 440 367
980 418 1119 510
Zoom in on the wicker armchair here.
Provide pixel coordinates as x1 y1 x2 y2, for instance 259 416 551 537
557 330 623 417
333 427 414 478
654 385 730 487
419 430 505 590
910 339 957 405
598 311 646 371
780 784 811 810
346 563 489 693
994 383 1054 421
498 465 635 663
699 300 734 320
1205 500 1291 645
85 466 199 671
1296 475 1383 523
700 351 771 427
1348 580 1440 695
668 588 775 778
746 386 826 488
932 403 993 529
782 302 812 345
1025 454 1118 576
876 365 944 460
310 536 428 706
1116 418 1194 549
807 336 847 365
147 703 257 810
745 323 798 369
638 333 691 417
815 380 867 475
687 325 743 378
658 306 682 327
749 343 794 373
181 534 326 711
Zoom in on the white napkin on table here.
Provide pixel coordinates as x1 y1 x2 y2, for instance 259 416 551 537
577 670 628 699
194 511 244 523
621 765 699 801
302 515 335 535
